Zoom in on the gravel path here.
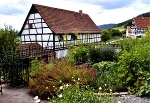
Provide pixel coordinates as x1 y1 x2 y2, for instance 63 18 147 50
0 85 49 103
0 84 150 103
117 94 150 103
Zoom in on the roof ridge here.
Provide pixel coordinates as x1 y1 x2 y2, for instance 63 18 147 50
33 4 88 15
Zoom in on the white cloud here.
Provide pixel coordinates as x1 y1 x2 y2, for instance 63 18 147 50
0 0 150 30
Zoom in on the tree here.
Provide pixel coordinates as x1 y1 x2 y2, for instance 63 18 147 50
0 25 20 53
108 29 122 37
101 30 111 42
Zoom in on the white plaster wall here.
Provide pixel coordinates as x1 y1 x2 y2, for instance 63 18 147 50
34 19 41 23
42 23 48 27
35 13 42 18
22 30 29 34
56 49 68 58
28 14 34 19
21 13 54 48
43 28 52 33
34 23 42 28
29 20 34 23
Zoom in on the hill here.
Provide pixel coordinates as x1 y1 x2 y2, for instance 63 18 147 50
98 11 150 30
115 11 150 27
98 24 116 30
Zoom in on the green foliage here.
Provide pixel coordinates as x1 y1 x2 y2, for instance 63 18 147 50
0 25 20 52
67 42 89 65
89 44 116 64
51 84 117 103
108 29 123 37
124 20 132 28
0 25 22 87
29 58 98 99
0 51 28 87
101 30 111 42
92 61 123 92
117 36 150 97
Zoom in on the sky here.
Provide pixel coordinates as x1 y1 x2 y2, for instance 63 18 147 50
0 0 150 30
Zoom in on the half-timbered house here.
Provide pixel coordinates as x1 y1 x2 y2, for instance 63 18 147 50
130 17 150 38
19 4 101 58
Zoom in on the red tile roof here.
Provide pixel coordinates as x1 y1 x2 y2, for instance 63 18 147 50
21 4 101 34
134 17 150 28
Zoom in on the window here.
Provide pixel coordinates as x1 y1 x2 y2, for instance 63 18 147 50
71 34 77 40
28 24 33 29
58 35 63 42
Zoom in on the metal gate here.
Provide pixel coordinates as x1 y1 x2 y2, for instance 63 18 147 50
0 53 30 87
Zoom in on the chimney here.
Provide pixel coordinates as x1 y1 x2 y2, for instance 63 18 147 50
79 10 82 15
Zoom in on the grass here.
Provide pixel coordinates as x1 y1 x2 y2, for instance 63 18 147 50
112 26 125 32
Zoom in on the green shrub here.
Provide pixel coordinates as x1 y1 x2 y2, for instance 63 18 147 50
89 44 116 64
51 84 117 103
118 37 150 97
0 25 20 52
101 30 111 42
67 42 89 65
29 58 98 99
92 61 123 92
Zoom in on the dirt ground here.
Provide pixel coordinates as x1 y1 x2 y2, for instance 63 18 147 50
0 84 49 103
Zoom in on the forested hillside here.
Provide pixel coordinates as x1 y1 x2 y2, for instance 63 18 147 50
98 11 150 30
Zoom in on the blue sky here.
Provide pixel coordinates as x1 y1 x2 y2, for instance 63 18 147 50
0 0 150 30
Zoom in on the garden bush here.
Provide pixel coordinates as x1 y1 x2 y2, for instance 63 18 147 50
67 42 89 65
118 36 150 97
92 61 123 92
29 58 98 99
89 44 116 64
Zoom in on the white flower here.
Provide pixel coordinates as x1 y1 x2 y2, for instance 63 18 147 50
66 84 69 87
36 99 40 103
110 89 112 92
99 87 102 90
34 96 38 100
78 78 80 80
104 84 107 86
59 80 62 83
58 94 63 98
117 101 121 103
59 86 63 90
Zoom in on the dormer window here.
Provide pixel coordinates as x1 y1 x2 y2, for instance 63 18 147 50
28 24 33 29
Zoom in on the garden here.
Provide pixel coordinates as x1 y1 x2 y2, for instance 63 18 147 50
0 26 150 103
